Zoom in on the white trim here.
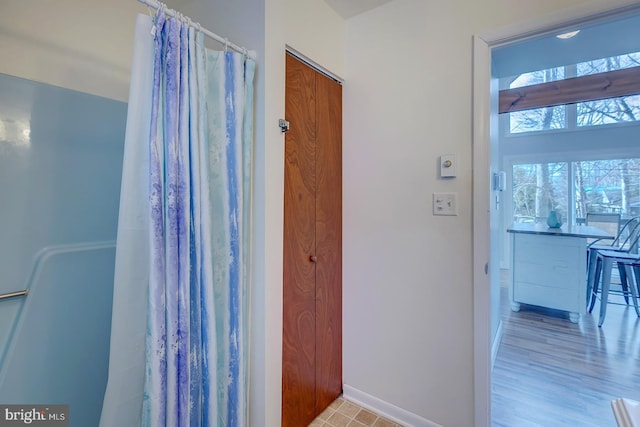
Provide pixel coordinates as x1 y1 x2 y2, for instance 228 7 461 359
611 397 640 426
491 320 503 370
342 385 442 427
473 2 640 427
285 45 345 83
472 33 492 427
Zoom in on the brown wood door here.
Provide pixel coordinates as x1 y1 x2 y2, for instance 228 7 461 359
314 69 342 413
283 53 318 427
282 53 342 427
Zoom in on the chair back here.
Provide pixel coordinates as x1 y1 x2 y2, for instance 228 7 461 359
611 216 638 246
587 213 621 237
619 218 640 254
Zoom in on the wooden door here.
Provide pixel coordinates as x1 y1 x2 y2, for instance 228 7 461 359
314 66 342 413
282 53 342 427
283 53 318 426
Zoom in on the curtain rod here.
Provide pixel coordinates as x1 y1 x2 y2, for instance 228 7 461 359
137 0 256 60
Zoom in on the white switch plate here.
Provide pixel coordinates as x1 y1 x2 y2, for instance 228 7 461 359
433 192 458 216
440 154 456 178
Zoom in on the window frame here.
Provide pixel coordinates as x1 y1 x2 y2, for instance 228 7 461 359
503 56 640 136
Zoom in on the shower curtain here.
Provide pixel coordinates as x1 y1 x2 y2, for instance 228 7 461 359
100 10 254 427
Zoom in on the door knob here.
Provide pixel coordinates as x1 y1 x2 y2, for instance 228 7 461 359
309 255 317 263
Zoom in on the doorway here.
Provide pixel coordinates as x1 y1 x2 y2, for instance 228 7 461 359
473 3 640 426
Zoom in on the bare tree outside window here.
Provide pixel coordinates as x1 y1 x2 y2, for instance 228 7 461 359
508 52 640 132
574 159 640 217
513 159 640 225
509 67 566 133
577 53 640 126
513 163 568 223
507 52 640 225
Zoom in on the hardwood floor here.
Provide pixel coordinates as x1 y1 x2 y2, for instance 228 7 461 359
492 278 640 426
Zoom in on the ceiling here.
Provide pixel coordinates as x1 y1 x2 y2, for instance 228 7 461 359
492 11 640 78
323 0 394 18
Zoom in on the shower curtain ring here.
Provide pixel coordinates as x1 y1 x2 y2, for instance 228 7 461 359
225 38 229 52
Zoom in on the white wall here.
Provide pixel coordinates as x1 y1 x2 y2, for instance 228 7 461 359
0 0 146 101
15 0 632 424
1 1 344 425
261 1 345 424
284 0 345 77
342 0 594 425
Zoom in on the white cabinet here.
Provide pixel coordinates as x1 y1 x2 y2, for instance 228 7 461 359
511 233 585 322
508 223 613 323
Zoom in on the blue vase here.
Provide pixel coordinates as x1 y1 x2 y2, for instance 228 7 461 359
546 210 562 228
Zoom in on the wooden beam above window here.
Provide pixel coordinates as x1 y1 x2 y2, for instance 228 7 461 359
499 66 640 114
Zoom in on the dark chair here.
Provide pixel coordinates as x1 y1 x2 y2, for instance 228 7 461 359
586 217 640 307
588 250 640 327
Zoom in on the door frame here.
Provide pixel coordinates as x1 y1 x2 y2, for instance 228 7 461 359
472 1 640 426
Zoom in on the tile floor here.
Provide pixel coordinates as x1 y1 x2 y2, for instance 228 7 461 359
309 396 404 427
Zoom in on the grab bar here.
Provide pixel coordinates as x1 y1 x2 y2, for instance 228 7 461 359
0 240 116 376
0 289 29 301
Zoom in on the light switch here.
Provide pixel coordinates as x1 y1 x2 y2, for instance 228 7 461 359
440 154 456 178
433 192 458 216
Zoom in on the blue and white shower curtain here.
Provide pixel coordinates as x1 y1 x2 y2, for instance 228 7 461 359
100 10 254 427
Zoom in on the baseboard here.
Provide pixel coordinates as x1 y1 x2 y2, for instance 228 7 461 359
342 384 443 427
491 320 504 370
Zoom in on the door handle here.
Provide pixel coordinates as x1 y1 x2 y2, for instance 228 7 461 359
309 255 317 263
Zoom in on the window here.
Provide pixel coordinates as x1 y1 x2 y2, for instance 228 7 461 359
576 94 640 127
576 53 640 77
512 158 640 225
506 52 640 134
512 162 568 223
509 106 566 134
576 53 640 127
508 68 566 134
574 159 640 218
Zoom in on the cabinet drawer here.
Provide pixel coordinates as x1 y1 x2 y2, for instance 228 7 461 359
513 260 576 289
514 280 581 313
515 234 581 263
